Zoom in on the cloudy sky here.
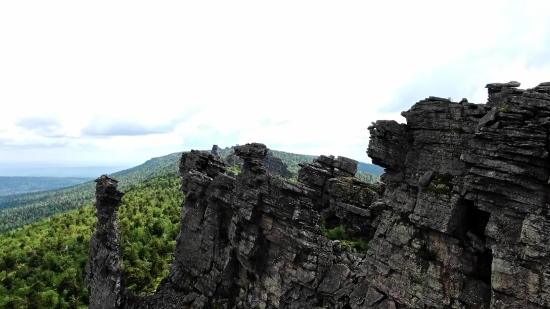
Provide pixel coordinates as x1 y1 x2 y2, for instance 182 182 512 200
1 1 549 168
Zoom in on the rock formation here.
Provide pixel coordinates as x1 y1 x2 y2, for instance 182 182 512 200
365 81 550 308
211 145 221 157
86 81 550 308
224 147 294 179
85 175 129 309
262 152 294 179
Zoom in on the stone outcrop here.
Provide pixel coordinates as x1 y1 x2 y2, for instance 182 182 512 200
224 147 294 179
211 145 221 157
366 81 550 308
263 153 293 179
86 81 550 308
85 175 129 309
87 144 380 308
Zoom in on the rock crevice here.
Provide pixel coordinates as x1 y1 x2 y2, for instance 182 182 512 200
87 81 550 308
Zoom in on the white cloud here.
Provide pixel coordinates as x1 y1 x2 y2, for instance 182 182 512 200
1 0 549 167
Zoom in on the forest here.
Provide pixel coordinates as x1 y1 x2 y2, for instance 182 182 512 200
0 148 383 308
0 149 380 234
0 152 181 234
0 173 183 309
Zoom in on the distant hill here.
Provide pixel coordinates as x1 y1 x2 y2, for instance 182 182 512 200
0 148 382 234
358 162 384 174
0 154 181 233
0 165 131 178
0 172 184 308
0 176 92 196
219 147 382 182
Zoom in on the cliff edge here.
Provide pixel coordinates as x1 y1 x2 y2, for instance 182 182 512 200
86 81 550 308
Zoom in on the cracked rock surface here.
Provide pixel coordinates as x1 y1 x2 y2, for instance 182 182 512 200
87 81 550 308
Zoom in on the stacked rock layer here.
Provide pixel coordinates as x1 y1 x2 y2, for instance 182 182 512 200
86 81 550 308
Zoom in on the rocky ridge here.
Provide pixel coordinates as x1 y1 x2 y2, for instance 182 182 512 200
86 81 550 308
220 146 294 179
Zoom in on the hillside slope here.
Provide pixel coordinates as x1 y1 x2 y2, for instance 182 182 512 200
0 148 381 234
0 173 183 308
0 153 181 233
0 176 92 196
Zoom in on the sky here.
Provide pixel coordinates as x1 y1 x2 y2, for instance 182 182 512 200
1 1 550 168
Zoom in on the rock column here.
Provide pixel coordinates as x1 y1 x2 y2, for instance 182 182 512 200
85 175 126 309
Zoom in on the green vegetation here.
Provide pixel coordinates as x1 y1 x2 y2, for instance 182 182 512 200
219 148 381 183
423 172 453 196
320 221 369 254
0 152 181 234
0 173 183 308
227 165 242 175
423 186 452 195
340 180 378 201
356 171 380 184
0 177 92 196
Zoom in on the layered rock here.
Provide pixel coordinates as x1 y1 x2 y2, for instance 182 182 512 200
224 146 294 179
85 175 129 309
366 81 550 308
86 80 550 308
87 143 380 308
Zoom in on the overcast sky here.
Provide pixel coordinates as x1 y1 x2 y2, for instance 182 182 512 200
1 1 550 168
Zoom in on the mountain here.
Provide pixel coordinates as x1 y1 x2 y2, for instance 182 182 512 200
0 165 131 178
357 161 384 174
0 148 382 234
0 176 92 196
218 147 381 182
0 153 181 233
0 147 382 308
0 172 183 308
86 81 550 308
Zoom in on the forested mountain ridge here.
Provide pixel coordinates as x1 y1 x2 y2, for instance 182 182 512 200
0 148 381 234
0 173 183 308
218 147 381 183
0 177 92 196
85 81 550 309
0 153 181 234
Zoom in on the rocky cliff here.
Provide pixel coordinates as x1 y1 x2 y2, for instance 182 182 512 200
86 81 550 308
221 146 294 179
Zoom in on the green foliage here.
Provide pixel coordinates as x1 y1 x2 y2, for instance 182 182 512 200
219 148 382 183
0 173 183 307
356 171 380 184
342 239 369 253
432 173 453 186
0 152 182 234
325 225 348 240
423 172 453 195
228 165 241 175
423 186 452 195
320 221 369 254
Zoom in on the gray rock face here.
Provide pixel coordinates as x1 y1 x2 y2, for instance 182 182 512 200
87 81 550 308
367 81 550 308
85 175 129 309
211 144 221 157
224 144 294 179
87 145 381 309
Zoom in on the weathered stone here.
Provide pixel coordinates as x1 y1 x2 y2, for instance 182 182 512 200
87 80 550 308
211 144 221 157
85 175 129 309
